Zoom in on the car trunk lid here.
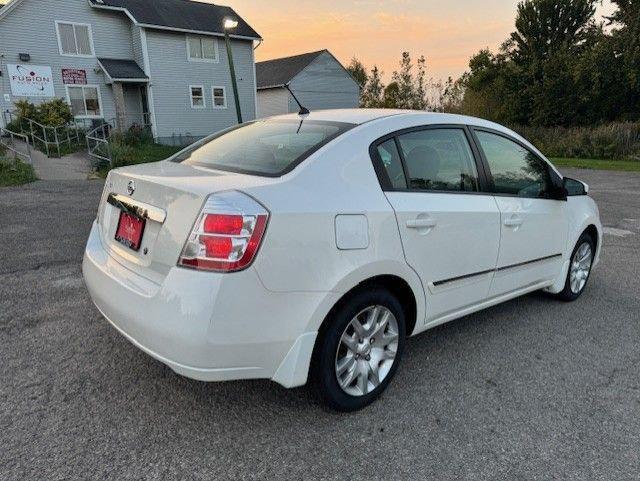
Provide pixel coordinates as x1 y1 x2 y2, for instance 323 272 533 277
98 161 277 284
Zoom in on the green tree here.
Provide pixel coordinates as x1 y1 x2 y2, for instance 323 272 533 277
607 0 640 119
346 57 368 89
459 0 604 126
383 82 399 108
361 65 385 107
510 0 597 64
391 52 416 109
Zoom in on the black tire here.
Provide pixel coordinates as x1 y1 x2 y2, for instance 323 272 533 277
311 286 406 412
556 232 595 302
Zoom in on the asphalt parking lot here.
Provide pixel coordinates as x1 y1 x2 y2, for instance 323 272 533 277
1 168 639 480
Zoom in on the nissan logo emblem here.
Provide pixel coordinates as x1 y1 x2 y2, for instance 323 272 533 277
127 180 136 196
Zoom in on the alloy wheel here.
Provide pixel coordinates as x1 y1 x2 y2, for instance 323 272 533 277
569 241 593 294
334 305 399 396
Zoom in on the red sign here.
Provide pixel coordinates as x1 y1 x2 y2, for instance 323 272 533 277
62 68 87 85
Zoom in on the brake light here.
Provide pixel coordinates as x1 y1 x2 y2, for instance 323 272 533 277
178 191 269 272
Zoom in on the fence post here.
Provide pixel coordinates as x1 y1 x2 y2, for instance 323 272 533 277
43 125 49 157
54 127 60 157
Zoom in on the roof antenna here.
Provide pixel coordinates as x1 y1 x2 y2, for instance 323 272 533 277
285 85 310 115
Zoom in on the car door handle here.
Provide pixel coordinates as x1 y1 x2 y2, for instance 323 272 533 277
406 218 437 229
503 216 523 227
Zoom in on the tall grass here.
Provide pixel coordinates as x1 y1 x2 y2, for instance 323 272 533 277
511 122 640 161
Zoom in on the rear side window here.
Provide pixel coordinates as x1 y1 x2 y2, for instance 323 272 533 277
376 139 407 189
173 119 354 176
396 129 479 192
475 131 552 197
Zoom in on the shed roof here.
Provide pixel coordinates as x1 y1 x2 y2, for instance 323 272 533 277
255 50 327 90
89 0 260 40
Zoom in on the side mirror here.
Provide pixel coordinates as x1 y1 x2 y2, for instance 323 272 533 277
563 177 588 196
548 170 568 200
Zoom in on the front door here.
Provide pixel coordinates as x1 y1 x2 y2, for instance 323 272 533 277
472 129 568 297
374 127 501 322
139 85 150 126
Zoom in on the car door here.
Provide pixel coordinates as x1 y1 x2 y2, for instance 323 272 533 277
372 126 501 322
471 128 569 297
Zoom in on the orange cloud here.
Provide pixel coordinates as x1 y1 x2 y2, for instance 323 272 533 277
215 0 616 81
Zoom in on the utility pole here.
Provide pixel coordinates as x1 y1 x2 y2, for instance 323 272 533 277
223 18 242 124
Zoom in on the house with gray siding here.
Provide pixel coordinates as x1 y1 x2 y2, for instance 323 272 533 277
0 0 261 144
256 50 360 118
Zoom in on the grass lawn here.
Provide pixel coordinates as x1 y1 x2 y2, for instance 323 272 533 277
0 158 37 187
550 157 640 172
114 142 183 166
97 141 183 177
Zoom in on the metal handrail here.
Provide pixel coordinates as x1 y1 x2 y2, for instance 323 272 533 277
86 120 114 167
0 127 32 165
4 110 91 157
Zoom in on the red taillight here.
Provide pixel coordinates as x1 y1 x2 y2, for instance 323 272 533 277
203 214 244 235
201 235 233 258
178 192 269 272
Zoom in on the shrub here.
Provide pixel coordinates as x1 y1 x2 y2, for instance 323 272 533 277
511 122 640 160
0 158 37 187
37 98 74 126
11 98 74 127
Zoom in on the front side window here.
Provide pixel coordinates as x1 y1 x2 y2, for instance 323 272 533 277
475 130 552 198
187 36 218 62
396 129 479 192
66 85 101 117
173 119 354 176
212 87 226 108
56 22 94 56
190 86 205 109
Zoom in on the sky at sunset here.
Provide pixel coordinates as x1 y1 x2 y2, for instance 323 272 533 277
221 0 616 82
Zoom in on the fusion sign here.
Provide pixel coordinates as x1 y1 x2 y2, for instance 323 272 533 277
7 64 55 97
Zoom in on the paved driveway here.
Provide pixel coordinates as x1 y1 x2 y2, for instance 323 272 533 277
1 168 639 480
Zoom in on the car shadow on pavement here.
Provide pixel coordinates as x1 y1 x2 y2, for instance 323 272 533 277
101 287 573 421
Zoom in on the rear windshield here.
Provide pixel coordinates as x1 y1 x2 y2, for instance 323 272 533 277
172 119 354 176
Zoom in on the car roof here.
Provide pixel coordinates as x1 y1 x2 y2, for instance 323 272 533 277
267 109 558 175
270 109 509 130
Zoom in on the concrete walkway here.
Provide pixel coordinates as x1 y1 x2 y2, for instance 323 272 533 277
6 139 94 180
30 145 93 181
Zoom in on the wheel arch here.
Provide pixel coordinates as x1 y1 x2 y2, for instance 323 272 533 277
317 274 420 341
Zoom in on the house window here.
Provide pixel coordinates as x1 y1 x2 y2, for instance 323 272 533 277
66 85 102 118
55 21 94 57
212 87 226 108
190 85 205 109
187 36 218 62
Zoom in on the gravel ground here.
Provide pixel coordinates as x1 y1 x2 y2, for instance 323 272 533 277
1 168 639 480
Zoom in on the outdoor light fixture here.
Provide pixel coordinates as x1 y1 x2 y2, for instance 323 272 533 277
18 53 30 62
223 18 238 30
222 17 242 124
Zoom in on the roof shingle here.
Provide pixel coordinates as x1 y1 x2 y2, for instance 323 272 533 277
98 58 148 80
255 50 326 89
89 0 260 39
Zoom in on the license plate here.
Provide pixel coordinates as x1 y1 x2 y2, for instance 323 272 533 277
115 211 146 251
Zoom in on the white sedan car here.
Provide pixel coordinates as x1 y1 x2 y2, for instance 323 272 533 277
83 109 602 411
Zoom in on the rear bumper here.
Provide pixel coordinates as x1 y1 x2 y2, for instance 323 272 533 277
83 221 333 387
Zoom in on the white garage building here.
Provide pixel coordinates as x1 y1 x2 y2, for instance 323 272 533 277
256 50 360 118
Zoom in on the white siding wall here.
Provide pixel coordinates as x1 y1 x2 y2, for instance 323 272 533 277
145 29 257 143
131 25 144 67
287 51 360 113
256 87 289 118
0 0 134 126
